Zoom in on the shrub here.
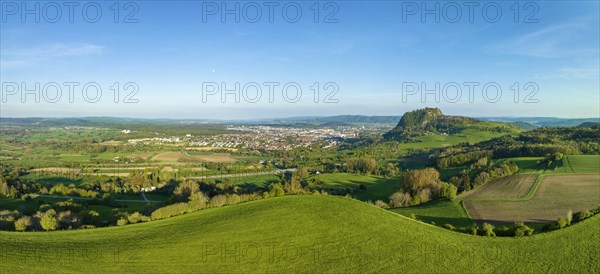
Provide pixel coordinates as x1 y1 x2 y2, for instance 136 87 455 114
150 202 198 220
39 204 53 212
239 193 260 202
481 223 496 237
576 210 593 221
495 225 512 237
566 210 573 225
209 195 227 207
556 217 568 229
443 223 455 230
409 196 421 206
388 192 411 208
188 200 207 211
80 210 101 226
374 200 389 209
541 224 554 232
127 212 150 224
513 222 534 237
469 225 478 235
55 199 83 212
116 218 128 226
227 194 241 205
189 192 209 204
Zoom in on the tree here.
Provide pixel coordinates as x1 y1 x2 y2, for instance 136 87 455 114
284 177 303 194
58 210 82 229
40 209 59 231
345 157 377 174
297 168 309 179
173 180 200 202
440 183 457 200
268 184 285 197
402 168 442 199
14 216 33 231
81 210 101 226
384 163 399 176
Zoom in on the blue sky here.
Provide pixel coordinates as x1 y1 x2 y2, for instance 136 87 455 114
1 1 599 119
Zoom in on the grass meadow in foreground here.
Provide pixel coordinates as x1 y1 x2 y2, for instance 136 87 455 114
1 195 598 273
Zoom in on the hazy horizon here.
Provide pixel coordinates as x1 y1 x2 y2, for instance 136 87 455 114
1 111 598 121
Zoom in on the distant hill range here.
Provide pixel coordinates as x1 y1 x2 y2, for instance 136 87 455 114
1 113 597 128
0 117 224 126
0 116 402 127
576 122 600 128
479 117 600 128
262 115 401 125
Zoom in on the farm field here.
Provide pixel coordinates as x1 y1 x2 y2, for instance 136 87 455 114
1 195 598 273
152 151 238 163
457 174 539 200
464 174 600 223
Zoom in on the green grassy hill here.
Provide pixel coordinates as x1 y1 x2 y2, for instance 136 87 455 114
1 195 598 273
383 108 522 141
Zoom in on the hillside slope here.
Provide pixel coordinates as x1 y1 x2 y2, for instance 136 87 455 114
384 108 521 141
1 195 598 273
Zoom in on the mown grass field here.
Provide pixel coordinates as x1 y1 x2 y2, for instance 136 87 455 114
308 173 401 201
464 174 600 223
1 195 598 273
565 155 600 173
0 195 156 215
509 155 600 174
390 199 473 227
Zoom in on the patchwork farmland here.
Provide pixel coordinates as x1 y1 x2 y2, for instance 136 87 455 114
464 174 600 223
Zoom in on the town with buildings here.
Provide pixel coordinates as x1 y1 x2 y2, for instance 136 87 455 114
126 125 382 150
